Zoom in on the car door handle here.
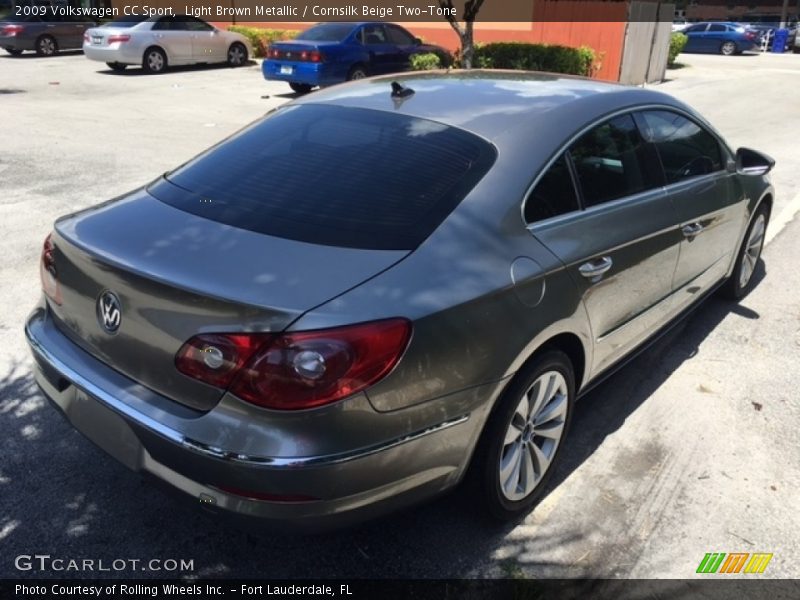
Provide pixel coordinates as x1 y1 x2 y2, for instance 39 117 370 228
579 256 613 278
682 223 704 237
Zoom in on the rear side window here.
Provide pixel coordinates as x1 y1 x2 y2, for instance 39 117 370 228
524 154 580 224
568 114 662 207
639 110 723 184
708 24 726 32
151 105 496 250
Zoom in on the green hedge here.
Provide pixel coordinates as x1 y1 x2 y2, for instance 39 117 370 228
227 26 298 58
669 32 688 67
473 42 597 77
410 52 442 71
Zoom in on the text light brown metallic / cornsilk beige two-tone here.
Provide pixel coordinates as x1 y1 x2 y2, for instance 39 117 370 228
26 71 774 531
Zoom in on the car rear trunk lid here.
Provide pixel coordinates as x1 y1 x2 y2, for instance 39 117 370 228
49 189 409 411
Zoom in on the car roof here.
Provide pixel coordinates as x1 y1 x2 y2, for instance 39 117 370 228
296 70 691 143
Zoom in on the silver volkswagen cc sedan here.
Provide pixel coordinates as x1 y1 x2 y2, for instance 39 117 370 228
26 71 774 531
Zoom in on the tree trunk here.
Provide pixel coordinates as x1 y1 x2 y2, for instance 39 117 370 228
461 21 475 69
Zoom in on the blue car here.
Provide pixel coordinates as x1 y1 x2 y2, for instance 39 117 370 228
681 22 758 55
262 21 450 93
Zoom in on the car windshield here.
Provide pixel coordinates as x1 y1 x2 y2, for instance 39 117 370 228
152 104 496 250
296 23 356 42
102 15 146 27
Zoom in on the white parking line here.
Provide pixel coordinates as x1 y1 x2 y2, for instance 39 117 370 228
765 191 800 247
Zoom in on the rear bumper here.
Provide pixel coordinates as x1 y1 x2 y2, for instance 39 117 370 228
83 43 141 65
0 35 34 51
25 306 496 531
262 59 343 87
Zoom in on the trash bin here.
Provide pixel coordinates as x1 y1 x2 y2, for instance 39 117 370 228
772 28 789 53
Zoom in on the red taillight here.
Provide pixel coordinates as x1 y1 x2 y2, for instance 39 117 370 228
40 233 62 305
2 25 24 36
83 33 90 43
300 50 322 62
175 319 411 410
175 332 273 388
107 34 130 44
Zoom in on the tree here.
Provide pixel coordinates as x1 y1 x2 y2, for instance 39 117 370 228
437 0 487 68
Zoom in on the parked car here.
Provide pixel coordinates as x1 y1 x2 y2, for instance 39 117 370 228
672 19 687 32
262 21 451 94
26 72 774 531
82 15 251 73
681 21 758 54
1 14 95 56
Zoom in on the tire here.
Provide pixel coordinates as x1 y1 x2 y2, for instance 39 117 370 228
106 62 127 72
721 204 770 301
35 35 57 57
289 82 312 94
4 48 23 56
720 41 737 56
227 42 247 67
347 64 368 81
470 350 575 521
142 47 167 74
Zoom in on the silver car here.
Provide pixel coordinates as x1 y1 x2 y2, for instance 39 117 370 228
26 72 774 531
83 15 251 73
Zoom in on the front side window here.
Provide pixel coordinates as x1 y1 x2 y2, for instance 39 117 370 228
639 110 723 184
568 114 662 207
708 24 726 32
524 154 580 224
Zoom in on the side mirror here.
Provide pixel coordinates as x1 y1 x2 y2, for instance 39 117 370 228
736 147 775 176
413 37 422 45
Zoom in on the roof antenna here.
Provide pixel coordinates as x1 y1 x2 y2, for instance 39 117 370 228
391 81 415 99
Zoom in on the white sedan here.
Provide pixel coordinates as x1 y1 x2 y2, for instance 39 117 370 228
83 15 252 73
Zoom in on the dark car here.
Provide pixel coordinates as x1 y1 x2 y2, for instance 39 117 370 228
26 72 774 531
681 21 758 55
1 14 96 56
262 21 451 93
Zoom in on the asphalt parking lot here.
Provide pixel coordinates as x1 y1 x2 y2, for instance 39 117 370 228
1 51 799 580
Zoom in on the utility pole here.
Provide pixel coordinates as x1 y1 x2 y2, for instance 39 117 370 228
779 0 789 28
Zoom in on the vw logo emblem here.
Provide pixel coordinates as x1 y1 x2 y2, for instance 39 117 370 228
96 290 121 334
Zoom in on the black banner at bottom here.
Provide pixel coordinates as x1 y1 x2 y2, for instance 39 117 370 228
2 579 799 600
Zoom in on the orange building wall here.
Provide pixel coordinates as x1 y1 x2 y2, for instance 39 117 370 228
215 2 629 81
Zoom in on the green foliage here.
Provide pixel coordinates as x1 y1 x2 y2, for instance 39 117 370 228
410 52 442 71
227 26 299 58
669 32 688 67
473 42 597 77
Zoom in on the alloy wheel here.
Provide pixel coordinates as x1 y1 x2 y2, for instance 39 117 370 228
147 51 164 73
228 44 245 66
499 370 568 501
739 213 765 289
38 37 56 56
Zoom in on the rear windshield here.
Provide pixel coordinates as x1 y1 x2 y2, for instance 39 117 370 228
150 104 495 250
296 23 356 42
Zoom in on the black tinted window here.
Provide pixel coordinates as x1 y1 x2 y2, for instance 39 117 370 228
386 25 416 45
684 24 706 33
362 25 388 44
525 155 579 224
708 24 726 32
296 23 354 42
639 110 723 183
569 114 662 207
151 105 496 250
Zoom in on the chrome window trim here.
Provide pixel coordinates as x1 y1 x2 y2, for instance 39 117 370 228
521 103 734 231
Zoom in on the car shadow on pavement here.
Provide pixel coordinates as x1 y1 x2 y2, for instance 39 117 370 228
0 263 766 579
1 49 84 60
95 60 258 77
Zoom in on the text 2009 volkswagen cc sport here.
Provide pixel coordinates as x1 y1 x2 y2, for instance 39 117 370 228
26 71 774 531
